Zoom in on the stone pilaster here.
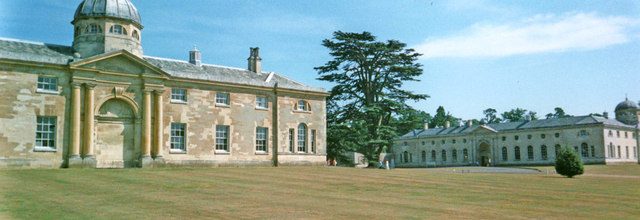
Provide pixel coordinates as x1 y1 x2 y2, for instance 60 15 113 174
140 90 153 167
82 83 96 168
152 90 165 167
68 83 83 168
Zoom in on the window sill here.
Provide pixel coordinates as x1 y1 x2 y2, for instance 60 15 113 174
170 149 187 154
215 150 230 155
36 89 60 95
34 147 57 152
216 104 230 108
293 110 312 114
255 151 269 155
255 107 269 111
170 100 188 105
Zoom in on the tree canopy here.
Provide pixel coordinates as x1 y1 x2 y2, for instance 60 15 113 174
546 107 572 119
316 31 428 163
501 108 538 122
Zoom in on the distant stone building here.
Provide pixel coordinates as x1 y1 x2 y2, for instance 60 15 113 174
392 99 640 167
0 0 328 168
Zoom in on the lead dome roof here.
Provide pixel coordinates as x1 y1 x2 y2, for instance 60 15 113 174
615 98 640 112
73 0 142 27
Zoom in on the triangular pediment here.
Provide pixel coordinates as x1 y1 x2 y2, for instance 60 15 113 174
70 50 168 78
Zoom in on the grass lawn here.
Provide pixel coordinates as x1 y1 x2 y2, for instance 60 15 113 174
521 164 640 176
1 166 639 219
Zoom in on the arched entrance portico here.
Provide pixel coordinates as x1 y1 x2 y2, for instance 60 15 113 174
95 98 137 168
478 142 491 166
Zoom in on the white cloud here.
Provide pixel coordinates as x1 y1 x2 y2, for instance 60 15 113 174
415 12 640 59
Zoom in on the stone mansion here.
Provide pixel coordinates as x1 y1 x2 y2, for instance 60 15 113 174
0 0 328 168
392 99 640 167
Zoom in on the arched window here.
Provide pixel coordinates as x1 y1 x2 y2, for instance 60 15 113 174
132 30 139 40
527 146 534 160
441 150 447 162
541 145 547 160
297 124 307 152
514 146 521 160
501 147 508 161
463 149 468 161
109 25 126 35
452 149 457 161
581 143 589 158
421 151 426 162
555 144 561 157
431 150 436 161
608 143 614 158
617 146 621 158
403 151 409 163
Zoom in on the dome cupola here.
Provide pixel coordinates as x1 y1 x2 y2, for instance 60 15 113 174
72 0 143 58
615 98 640 126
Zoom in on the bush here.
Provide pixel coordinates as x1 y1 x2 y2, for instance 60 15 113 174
554 146 584 178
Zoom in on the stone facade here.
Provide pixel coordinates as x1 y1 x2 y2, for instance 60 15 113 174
0 0 328 169
392 106 640 168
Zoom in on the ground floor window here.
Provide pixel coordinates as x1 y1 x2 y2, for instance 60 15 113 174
581 143 589 158
255 127 268 152
634 147 637 158
452 149 457 161
527 146 534 160
541 145 547 160
591 146 595 157
617 146 621 158
555 144 561 157
514 146 521 160
441 150 447 162
216 125 229 152
502 147 507 161
288 129 294 153
311 130 316 153
170 123 186 152
403 151 409 163
625 146 629 159
422 151 427 162
463 149 468 161
608 143 614 158
431 150 436 161
35 116 56 149
297 124 307 152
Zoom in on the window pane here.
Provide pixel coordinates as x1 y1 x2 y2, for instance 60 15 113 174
256 97 267 108
216 93 230 105
256 127 267 152
35 116 56 148
216 125 229 151
37 77 57 92
297 124 307 152
170 123 186 151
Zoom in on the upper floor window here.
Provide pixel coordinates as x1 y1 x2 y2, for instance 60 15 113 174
514 135 519 141
132 30 139 40
541 134 546 139
579 130 588 137
625 132 628 138
171 89 187 103
463 139 467 143
296 100 310 111
555 133 560 138
110 25 127 35
502 136 506 141
608 130 613 137
170 123 186 153
216 93 230 106
256 96 268 109
255 127 268 153
452 139 456 144
35 116 56 150
617 130 620 138
87 24 102 33
527 134 532 140
37 76 57 93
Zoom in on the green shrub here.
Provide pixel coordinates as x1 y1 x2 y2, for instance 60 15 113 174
554 146 584 178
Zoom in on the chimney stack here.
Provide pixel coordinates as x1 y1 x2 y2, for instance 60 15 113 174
467 120 473 127
189 45 201 66
445 121 450 128
423 123 429 130
248 47 262 73
603 111 609 119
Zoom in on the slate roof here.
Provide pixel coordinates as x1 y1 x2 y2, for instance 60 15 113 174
0 38 326 94
399 115 636 139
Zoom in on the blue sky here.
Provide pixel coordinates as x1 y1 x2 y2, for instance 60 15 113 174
1 0 639 120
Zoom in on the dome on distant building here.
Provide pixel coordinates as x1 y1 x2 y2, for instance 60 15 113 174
73 0 142 27
615 98 640 112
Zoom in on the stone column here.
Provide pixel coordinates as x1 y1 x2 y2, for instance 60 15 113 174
140 90 153 167
68 83 83 167
153 90 164 161
82 83 96 168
